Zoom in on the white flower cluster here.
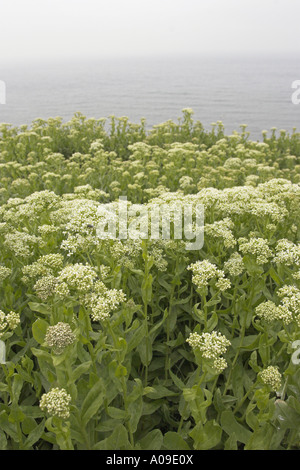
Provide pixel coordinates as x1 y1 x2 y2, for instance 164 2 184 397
273 239 300 266
238 237 272 264
39 387 71 419
0 311 6 331
187 260 231 292
205 218 236 249
248 201 288 223
22 254 64 284
45 322 76 354
186 330 231 372
179 175 194 190
4 231 40 258
255 300 292 325
109 239 142 270
38 224 60 238
293 271 300 281
0 266 11 283
224 253 245 276
56 263 97 294
0 310 20 334
277 285 300 325
82 283 126 322
53 199 102 255
2 191 60 225
259 366 282 391
34 275 57 301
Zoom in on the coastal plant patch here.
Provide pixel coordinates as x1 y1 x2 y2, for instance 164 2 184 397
0 110 300 449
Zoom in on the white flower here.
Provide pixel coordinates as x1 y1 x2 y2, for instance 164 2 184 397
187 331 231 359
0 266 11 283
238 237 272 265
45 322 76 354
255 301 292 325
259 366 282 391
40 388 71 419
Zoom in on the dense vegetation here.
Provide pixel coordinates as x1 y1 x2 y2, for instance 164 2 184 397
0 109 300 450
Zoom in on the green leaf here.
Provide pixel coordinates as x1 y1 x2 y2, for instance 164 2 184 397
107 406 128 420
221 410 252 444
189 420 222 450
248 350 260 373
80 380 104 425
23 419 45 449
12 375 23 403
163 432 190 450
258 332 269 365
95 419 123 432
142 273 153 304
32 318 49 345
139 429 163 450
207 312 218 331
28 302 51 315
137 336 152 366
254 388 270 411
0 430 7 450
170 370 185 390
115 364 128 378
71 361 92 382
52 347 72 367
31 347 52 362
20 406 45 418
145 384 177 399
224 432 238 450
231 335 259 350
142 399 164 416
93 424 131 450
274 399 300 430
243 256 264 276
244 423 275 450
8 405 26 424
128 395 143 434
232 362 245 400
268 266 282 285
0 412 19 441
126 321 147 352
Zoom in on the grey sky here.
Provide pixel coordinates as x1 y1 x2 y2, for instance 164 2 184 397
1 0 300 62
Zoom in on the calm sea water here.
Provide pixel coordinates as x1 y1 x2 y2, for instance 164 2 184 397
0 56 299 139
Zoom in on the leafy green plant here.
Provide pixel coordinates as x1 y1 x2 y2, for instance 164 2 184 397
0 110 299 449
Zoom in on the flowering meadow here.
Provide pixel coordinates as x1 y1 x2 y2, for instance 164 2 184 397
0 109 300 450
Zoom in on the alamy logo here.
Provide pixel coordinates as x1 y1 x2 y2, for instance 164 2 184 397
0 340 6 364
291 80 300 105
96 197 204 250
0 80 6 105
291 340 300 365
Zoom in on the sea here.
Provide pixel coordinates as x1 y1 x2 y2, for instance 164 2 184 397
0 55 299 140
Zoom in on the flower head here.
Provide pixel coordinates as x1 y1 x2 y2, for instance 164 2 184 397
187 330 231 372
40 387 71 419
34 275 57 301
6 311 20 330
57 263 97 294
0 266 11 283
187 260 230 291
255 300 293 325
224 253 244 277
45 322 76 354
238 237 272 265
259 366 282 391
0 311 7 331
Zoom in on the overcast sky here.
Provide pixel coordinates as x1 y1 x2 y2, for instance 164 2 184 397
1 0 300 62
